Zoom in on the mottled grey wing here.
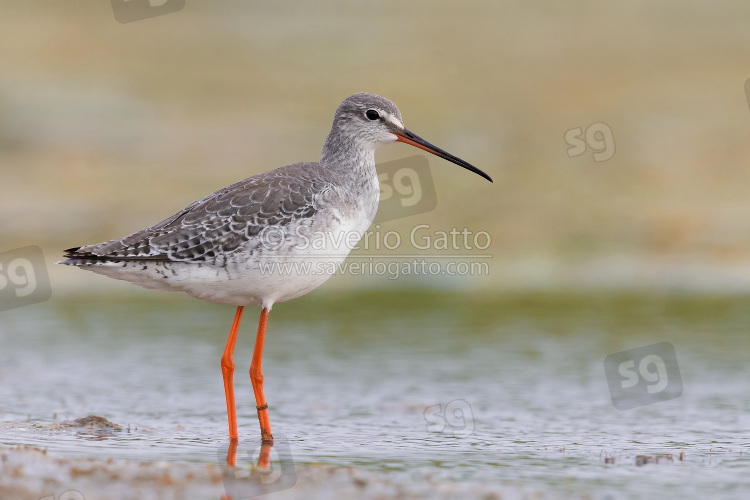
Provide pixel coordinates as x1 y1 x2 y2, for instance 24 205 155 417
63 163 331 265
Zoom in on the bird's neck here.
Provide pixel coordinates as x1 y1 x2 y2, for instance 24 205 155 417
320 133 377 185
321 131 380 223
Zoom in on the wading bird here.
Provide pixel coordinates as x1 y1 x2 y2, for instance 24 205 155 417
58 93 492 462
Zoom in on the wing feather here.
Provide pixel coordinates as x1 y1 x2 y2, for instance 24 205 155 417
61 162 331 266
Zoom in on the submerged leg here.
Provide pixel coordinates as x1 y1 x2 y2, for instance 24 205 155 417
221 306 244 455
250 307 273 444
225 440 238 471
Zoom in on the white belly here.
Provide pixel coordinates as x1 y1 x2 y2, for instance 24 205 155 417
82 210 372 309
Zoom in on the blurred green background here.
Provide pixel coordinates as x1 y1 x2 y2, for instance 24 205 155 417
2 0 750 295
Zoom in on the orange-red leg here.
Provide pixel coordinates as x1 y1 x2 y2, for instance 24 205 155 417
225 440 238 470
221 306 244 456
250 308 273 446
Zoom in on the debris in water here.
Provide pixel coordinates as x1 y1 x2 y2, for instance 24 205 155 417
635 454 673 466
61 415 123 434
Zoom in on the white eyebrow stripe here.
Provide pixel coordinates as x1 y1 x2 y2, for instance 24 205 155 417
383 112 404 130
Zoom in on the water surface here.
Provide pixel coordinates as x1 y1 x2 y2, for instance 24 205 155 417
1 291 749 498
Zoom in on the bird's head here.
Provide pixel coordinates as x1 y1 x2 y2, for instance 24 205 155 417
325 92 492 183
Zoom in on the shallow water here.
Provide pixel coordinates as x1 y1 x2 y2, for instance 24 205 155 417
2 291 750 498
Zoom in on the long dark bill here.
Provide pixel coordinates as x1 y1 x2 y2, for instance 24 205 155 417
394 128 493 183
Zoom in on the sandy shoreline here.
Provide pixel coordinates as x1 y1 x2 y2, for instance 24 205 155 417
0 444 539 500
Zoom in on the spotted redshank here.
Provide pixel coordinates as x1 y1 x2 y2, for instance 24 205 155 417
58 92 492 453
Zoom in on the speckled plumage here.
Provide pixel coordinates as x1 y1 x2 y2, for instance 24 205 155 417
58 92 490 309
63 163 338 266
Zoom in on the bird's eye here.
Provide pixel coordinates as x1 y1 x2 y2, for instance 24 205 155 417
365 109 380 120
